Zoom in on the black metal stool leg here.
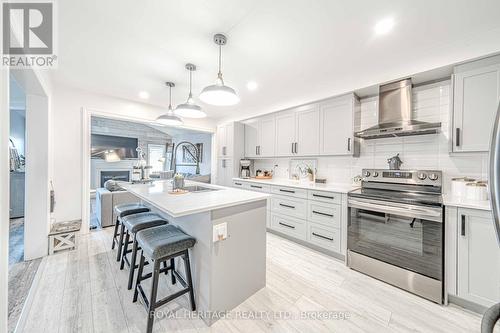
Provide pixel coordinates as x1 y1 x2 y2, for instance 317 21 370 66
120 230 130 270
183 250 196 311
170 258 176 285
111 217 120 250
127 235 139 290
133 251 145 303
116 222 126 261
146 260 161 333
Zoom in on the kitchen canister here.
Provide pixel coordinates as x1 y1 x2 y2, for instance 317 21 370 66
451 177 476 198
465 182 488 201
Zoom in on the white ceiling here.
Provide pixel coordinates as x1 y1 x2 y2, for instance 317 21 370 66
53 0 500 122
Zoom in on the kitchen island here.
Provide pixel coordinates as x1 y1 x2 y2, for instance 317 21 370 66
120 180 269 325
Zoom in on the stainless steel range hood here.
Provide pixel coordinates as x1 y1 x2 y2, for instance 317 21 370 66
355 79 441 139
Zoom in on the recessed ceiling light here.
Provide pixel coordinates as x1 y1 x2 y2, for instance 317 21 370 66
247 81 258 91
374 17 395 35
138 91 150 99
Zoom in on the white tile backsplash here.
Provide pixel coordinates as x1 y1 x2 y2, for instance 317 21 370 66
253 80 488 194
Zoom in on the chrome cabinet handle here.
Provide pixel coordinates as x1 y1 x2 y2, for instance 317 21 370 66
279 222 295 229
461 214 466 236
291 143 294 154
234 182 242 186
312 232 333 241
279 189 295 193
456 128 461 147
312 210 334 218
279 203 295 209
295 142 298 154
250 185 262 189
347 138 351 152
222 146 227 155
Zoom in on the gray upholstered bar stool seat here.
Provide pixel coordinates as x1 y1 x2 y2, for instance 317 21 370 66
112 203 150 261
133 225 196 333
119 212 168 289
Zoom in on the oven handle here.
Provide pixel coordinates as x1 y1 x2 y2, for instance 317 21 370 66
348 198 442 221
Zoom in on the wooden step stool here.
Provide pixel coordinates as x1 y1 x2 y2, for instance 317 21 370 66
48 220 81 254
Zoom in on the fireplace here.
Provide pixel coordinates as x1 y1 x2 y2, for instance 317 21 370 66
100 170 130 187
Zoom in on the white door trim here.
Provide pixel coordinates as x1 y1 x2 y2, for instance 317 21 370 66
0 67 10 333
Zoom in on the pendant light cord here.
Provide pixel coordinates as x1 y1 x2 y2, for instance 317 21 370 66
217 44 224 84
188 68 193 99
218 44 222 75
168 85 172 110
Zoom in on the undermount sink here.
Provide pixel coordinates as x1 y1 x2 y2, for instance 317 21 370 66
183 185 219 193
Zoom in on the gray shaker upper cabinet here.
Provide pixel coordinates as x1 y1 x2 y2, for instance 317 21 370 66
243 115 276 158
452 56 500 153
319 93 359 156
275 104 320 157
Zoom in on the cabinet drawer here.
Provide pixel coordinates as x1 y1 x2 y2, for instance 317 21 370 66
308 190 341 204
271 186 307 199
232 181 271 193
271 195 307 219
307 201 340 228
232 180 248 188
270 213 306 240
246 183 271 193
307 222 340 253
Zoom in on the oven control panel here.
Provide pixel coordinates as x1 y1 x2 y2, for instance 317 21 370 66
361 169 442 187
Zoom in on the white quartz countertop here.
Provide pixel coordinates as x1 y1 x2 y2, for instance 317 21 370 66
232 177 358 193
120 180 270 218
232 177 493 210
442 195 491 211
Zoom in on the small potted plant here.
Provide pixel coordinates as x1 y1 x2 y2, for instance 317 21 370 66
306 166 315 182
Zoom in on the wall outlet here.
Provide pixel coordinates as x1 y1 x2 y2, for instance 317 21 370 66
213 222 228 242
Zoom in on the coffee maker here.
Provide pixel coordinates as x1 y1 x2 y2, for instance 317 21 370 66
240 159 252 179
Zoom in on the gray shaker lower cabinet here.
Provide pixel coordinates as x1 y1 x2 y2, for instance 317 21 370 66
270 213 307 240
457 208 500 307
233 180 344 258
307 222 341 253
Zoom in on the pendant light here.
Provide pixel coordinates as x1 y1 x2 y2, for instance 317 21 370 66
199 34 240 106
174 63 206 118
156 82 184 126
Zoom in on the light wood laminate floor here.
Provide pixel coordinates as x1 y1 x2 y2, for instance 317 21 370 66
19 228 490 333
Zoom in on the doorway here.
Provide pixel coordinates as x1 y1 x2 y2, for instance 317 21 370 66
6 68 50 333
8 76 26 266
84 111 214 232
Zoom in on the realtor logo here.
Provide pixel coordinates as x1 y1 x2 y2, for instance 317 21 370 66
2 1 57 67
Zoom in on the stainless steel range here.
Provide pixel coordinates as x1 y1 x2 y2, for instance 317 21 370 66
347 169 444 303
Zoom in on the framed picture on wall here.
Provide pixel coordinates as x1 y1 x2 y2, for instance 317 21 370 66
182 143 203 164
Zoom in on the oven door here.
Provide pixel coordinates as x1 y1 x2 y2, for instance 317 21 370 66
348 197 443 281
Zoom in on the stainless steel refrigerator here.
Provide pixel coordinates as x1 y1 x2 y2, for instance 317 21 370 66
483 102 500 332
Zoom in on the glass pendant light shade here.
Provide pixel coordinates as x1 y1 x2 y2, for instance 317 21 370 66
175 63 206 118
200 34 239 106
156 82 184 126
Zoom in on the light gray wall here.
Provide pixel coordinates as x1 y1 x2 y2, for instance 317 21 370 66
171 132 212 175
91 116 172 155
90 117 173 188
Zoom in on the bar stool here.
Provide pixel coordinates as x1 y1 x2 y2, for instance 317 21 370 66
119 212 168 290
133 224 196 333
112 203 150 261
